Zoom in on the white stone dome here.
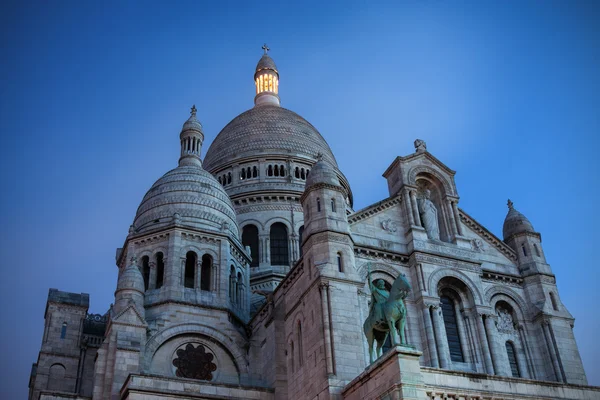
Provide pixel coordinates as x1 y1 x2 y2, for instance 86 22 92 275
133 165 239 237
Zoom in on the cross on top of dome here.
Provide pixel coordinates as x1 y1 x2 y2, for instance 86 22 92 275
262 43 270 54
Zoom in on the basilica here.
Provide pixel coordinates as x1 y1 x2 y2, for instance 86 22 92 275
29 49 599 400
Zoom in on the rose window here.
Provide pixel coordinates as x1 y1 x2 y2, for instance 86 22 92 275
172 343 217 380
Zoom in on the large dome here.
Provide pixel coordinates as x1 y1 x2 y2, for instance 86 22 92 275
133 165 239 237
203 105 338 172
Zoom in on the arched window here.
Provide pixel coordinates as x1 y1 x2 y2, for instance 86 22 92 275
298 226 304 257
506 341 521 377
218 176 222 184
317 198 321 212
549 292 559 311
268 165 273 176
295 167 300 178
229 266 236 303
242 225 260 267
440 295 464 362
301 168 306 180
306 169 310 177
60 322 67 339
227 172 232 184
270 223 289 265
200 254 212 291
279 165 285 176
155 252 164 289
290 341 295 373
297 321 304 366
337 253 343 272
240 168 246 180
184 251 196 288
141 255 150 291
253 166 258 178
48 364 66 390
274 164 280 176
331 198 336 212
237 272 243 307
521 244 527 256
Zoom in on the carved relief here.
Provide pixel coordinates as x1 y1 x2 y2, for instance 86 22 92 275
496 307 516 334
381 219 399 233
471 238 486 252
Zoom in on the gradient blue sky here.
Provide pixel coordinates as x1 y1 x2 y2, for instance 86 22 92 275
1 1 598 397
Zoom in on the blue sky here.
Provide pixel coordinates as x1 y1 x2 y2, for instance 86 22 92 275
1 1 598 397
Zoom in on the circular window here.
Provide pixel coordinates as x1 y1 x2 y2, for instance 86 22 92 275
172 342 217 380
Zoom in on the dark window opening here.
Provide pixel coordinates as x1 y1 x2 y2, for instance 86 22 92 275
279 165 285 176
184 251 196 288
200 254 212 291
142 256 150 291
441 295 464 362
301 168 306 179
331 198 336 212
317 198 321 212
270 222 289 265
242 225 260 267
60 322 67 339
227 172 232 184
253 166 258 177
156 252 164 289
298 226 304 257
522 245 527 256
229 266 236 303
268 165 273 176
295 167 300 178
337 253 343 272
506 341 521 377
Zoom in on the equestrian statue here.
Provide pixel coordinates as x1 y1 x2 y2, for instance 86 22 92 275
363 265 412 363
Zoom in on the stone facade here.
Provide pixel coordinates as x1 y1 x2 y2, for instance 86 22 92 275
29 51 597 400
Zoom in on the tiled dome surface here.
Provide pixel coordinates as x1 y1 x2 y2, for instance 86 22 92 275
203 105 338 172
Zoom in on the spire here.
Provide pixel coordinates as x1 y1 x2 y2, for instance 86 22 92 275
254 44 280 107
502 199 535 240
178 105 204 167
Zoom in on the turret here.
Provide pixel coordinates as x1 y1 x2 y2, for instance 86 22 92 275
178 105 204 167
254 44 280 107
114 255 145 319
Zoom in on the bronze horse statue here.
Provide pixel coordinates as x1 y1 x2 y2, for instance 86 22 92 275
363 269 411 363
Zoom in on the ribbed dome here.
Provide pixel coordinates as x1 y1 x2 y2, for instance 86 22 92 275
182 112 203 133
306 160 340 188
133 165 239 237
203 105 338 172
255 54 278 75
502 200 535 240
116 261 145 294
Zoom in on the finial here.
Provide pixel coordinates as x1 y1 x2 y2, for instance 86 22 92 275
507 199 514 209
129 254 138 265
262 43 270 55
414 139 427 153
190 104 197 117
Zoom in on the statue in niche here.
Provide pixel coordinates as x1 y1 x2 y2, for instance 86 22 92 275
363 265 411 363
418 189 440 240
496 307 516 334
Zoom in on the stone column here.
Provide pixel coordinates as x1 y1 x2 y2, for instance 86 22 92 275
518 325 536 379
454 304 470 363
320 283 334 375
265 237 271 264
446 200 458 237
485 314 510 376
404 190 415 226
452 201 463 236
476 313 495 374
462 312 480 367
410 190 422 227
431 304 450 368
149 260 157 290
165 231 182 289
422 305 439 368
542 320 564 382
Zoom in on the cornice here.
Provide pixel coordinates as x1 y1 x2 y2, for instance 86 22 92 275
348 195 402 224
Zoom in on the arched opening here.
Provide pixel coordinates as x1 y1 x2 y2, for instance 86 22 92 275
331 198 336 212
229 266 236 303
522 244 528 256
317 198 321 212
253 166 258 178
227 172 232 184
295 167 299 178
297 321 304 366
237 272 243 307
184 251 196 288
506 341 521 377
200 254 212 291
301 168 306 180
48 364 66 390
290 341 295 373
155 252 164 289
415 174 451 242
270 223 289 265
274 165 280 176
240 168 246 180
549 292 559 311
268 165 273 176
60 322 67 339
440 294 464 362
242 225 260 267
298 226 304 257
337 253 343 272
279 165 285 176
141 255 150 291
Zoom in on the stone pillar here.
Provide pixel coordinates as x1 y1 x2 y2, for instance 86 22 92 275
485 314 510 376
165 231 181 289
422 305 439 368
410 190 422 227
320 283 334 375
446 199 458 237
518 324 536 379
265 237 271 264
462 312 481 367
454 304 471 363
431 304 450 368
542 320 565 382
404 190 415 226
452 201 463 236
476 313 495 374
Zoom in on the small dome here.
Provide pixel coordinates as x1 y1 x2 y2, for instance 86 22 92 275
133 165 239 237
306 159 340 188
116 260 145 294
181 106 203 133
503 200 535 240
255 54 278 76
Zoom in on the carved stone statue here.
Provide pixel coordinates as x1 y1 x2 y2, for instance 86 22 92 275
418 189 440 240
496 307 516 334
414 139 427 153
363 265 411 363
